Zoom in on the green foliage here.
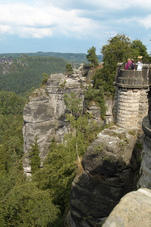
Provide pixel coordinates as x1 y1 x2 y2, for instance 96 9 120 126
0 91 25 161
0 91 25 115
131 40 150 62
41 72 49 85
93 34 150 97
85 86 106 119
0 90 28 227
65 64 73 75
0 52 102 64
0 183 59 227
64 93 82 117
0 55 67 94
86 46 99 67
33 142 75 217
102 34 132 68
98 34 132 94
29 138 41 174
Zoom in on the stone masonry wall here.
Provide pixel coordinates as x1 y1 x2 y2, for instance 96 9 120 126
114 66 150 129
115 88 148 129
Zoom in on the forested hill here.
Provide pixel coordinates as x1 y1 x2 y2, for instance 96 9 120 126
0 55 67 94
0 52 102 64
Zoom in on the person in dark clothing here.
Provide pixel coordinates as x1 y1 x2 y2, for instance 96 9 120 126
130 59 135 70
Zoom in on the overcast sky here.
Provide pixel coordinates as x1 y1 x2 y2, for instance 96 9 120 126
0 0 151 54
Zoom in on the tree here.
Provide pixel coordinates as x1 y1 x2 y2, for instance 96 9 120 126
131 40 150 62
86 46 99 67
29 138 40 174
41 72 49 85
65 64 73 75
85 85 106 119
102 34 132 71
94 34 135 95
1 183 59 227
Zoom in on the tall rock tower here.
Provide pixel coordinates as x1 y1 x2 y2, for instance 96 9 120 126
139 88 151 187
114 64 150 129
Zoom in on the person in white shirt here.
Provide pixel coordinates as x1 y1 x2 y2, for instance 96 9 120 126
137 56 143 71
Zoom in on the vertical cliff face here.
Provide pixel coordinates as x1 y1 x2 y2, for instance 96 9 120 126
68 126 140 227
139 117 151 187
23 70 87 175
138 84 151 188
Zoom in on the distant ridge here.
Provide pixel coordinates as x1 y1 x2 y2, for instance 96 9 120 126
0 51 102 64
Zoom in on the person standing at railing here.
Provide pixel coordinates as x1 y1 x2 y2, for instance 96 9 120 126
124 58 132 70
136 56 143 71
131 59 135 70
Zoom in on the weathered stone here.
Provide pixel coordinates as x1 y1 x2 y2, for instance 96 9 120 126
86 102 102 125
138 116 151 188
69 126 140 227
105 98 114 124
103 188 151 227
23 71 86 174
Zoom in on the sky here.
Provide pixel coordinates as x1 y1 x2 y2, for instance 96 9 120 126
0 0 151 54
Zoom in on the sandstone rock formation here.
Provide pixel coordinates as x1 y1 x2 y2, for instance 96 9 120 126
104 98 114 124
138 116 151 188
138 80 151 187
23 71 86 175
23 65 113 175
103 188 151 227
69 126 141 227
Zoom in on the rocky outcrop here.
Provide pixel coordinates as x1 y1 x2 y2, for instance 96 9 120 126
105 98 114 124
138 88 151 187
103 188 151 227
86 102 102 125
23 71 87 175
69 126 141 227
23 65 114 175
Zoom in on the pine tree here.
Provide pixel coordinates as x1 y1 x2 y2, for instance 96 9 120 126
65 64 73 75
29 138 40 174
86 46 99 67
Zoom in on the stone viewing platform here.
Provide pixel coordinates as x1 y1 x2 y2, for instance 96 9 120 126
114 63 150 129
116 63 150 88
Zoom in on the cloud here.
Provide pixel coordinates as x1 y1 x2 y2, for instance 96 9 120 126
86 0 151 10
19 27 53 38
0 0 150 43
0 2 102 39
39 0 151 10
0 25 11 34
139 15 151 29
